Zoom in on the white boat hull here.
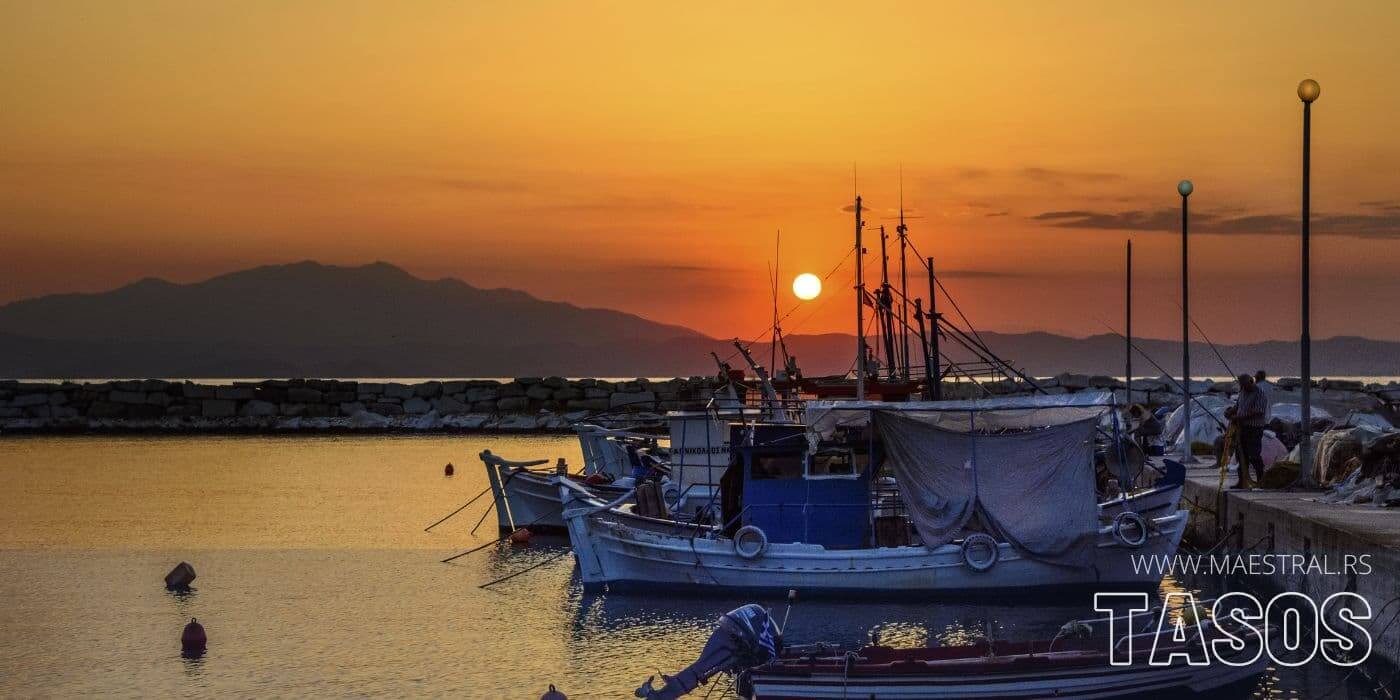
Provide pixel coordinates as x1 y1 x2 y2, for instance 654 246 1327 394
564 488 1188 596
482 458 633 533
1099 482 1182 521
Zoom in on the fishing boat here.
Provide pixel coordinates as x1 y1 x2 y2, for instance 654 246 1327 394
482 404 757 533
744 641 1271 700
635 598 1269 699
562 392 1189 595
481 450 641 534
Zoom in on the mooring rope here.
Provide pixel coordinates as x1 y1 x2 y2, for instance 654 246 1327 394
423 486 492 532
477 549 572 589
443 501 565 563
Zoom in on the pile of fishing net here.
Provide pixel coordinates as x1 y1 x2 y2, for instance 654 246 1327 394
1314 429 1400 507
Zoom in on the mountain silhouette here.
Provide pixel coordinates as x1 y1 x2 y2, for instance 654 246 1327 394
2 261 1398 378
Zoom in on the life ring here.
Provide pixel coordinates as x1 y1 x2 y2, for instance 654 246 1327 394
1113 511 1149 548
733 525 768 559
961 533 1000 572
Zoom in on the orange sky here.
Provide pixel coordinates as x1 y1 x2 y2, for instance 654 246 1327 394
4 1 1400 342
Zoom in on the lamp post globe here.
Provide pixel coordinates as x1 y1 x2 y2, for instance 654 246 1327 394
1177 180 1193 198
1298 79 1321 103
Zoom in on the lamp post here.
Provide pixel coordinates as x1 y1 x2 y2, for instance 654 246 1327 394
1297 78 1320 487
1178 179 1194 462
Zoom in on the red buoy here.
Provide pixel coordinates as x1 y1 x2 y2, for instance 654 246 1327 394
508 528 532 546
181 617 207 652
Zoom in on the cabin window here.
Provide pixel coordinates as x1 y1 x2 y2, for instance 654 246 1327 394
807 449 858 479
751 454 804 480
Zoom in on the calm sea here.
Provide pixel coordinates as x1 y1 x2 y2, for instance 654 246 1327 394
0 435 1384 698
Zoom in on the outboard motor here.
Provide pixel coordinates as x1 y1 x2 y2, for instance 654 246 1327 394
635 604 779 699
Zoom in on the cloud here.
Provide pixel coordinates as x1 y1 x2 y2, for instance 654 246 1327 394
1019 167 1123 184
1359 200 1400 211
938 269 1027 279
1030 207 1400 239
536 197 728 213
1030 209 1192 230
398 175 526 192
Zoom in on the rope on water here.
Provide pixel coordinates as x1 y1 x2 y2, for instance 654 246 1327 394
468 501 497 536
424 486 492 531
443 501 565 563
478 549 571 589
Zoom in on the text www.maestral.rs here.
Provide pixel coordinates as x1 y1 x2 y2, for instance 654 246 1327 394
1131 553 1373 577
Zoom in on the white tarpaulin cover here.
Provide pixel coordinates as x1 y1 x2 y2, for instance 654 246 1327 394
874 411 1102 567
805 392 1115 445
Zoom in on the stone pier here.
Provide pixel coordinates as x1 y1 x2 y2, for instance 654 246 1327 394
1181 464 1400 670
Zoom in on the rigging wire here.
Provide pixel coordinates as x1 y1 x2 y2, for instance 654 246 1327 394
903 237 990 351
1172 300 1237 378
722 245 859 363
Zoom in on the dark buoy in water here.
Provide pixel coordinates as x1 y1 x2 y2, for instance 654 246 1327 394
508 528 532 546
444 462 454 476
540 685 567 700
181 617 207 657
164 561 196 591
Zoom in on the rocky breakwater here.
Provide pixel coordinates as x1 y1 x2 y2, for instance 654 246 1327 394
0 377 726 434
3 374 1397 434
958 373 1400 417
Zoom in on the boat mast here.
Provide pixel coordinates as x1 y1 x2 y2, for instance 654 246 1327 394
927 256 941 400
878 225 897 381
771 229 780 383
898 183 910 381
854 195 866 401
915 297 933 399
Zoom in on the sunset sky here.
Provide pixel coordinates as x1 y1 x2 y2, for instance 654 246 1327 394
4 1 1400 343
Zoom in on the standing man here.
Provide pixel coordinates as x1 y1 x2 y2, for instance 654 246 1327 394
1228 374 1269 488
1254 370 1273 425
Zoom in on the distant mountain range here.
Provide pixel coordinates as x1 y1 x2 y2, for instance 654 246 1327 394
2 261 1397 378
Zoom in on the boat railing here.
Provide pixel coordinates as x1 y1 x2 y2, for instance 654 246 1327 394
706 395 804 424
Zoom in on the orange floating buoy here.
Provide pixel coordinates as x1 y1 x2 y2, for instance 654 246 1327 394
444 463 455 476
181 617 207 653
508 528 532 546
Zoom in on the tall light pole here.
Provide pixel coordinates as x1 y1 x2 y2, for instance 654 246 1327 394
1178 180 1194 462
1297 78 1321 486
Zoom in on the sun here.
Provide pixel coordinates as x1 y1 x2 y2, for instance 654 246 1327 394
792 273 822 300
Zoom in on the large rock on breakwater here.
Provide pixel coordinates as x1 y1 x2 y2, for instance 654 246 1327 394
0 377 723 433
2 375 1397 434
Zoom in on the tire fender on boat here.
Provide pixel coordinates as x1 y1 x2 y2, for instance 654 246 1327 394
1112 511 1149 548
961 533 999 572
733 525 768 560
